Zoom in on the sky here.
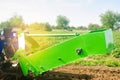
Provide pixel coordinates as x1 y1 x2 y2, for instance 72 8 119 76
0 0 120 27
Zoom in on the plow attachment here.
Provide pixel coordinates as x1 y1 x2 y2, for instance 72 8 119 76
14 29 114 76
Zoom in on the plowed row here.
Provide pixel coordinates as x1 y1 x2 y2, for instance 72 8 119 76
1 65 120 80
36 65 120 80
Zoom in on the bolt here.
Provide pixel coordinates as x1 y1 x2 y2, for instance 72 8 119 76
58 57 62 60
76 48 82 55
40 66 43 69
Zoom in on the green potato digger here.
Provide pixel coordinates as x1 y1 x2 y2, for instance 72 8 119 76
0 28 114 77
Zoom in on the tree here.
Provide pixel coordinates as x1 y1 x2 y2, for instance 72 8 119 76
88 23 100 30
114 22 120 30
0 21 11 28
76 26 87 30
100 10 120 30
9 15 24 28
29 22 52 31
56 15 70 29
51 25 56 29
29 23 41 30
44 23 52 31
70 26 76 30
0 15 26 30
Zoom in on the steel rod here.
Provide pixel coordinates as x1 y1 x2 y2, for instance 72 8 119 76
26 33 78 37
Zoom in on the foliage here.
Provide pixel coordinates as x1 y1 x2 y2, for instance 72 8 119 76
74 55 120 67
114 22 120 30
9 15 24 28
88 23 100 30
29 23 40 30
0 15 53 31
44 23 52 31
51 25 56 29
111 31 120 58
0 15 26 30
29 22 52 31
56 15 70 29
70 26 76 30
100 10 120 30
0 21 11 28
77 26 88 30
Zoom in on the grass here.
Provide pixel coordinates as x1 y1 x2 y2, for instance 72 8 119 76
73 55 120 67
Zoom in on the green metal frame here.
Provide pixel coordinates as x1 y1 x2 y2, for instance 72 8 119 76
14 29 114 76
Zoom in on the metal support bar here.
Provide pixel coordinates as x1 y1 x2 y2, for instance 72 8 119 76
26 33 79 37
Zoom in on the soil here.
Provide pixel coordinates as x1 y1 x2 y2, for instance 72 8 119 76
1 65 120 80
33 65 120 80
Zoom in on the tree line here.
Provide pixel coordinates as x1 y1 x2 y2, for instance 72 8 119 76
0 10 120 31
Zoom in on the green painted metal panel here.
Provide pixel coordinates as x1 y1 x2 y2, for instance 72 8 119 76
14 29 114 76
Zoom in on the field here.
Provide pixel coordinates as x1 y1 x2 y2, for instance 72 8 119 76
23 29 120 80
35 65 120 80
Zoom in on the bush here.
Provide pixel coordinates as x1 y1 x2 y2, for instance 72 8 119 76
111 31 120 58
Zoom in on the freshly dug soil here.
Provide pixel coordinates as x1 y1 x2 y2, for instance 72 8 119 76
0 65 120 80
35 65 120 80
